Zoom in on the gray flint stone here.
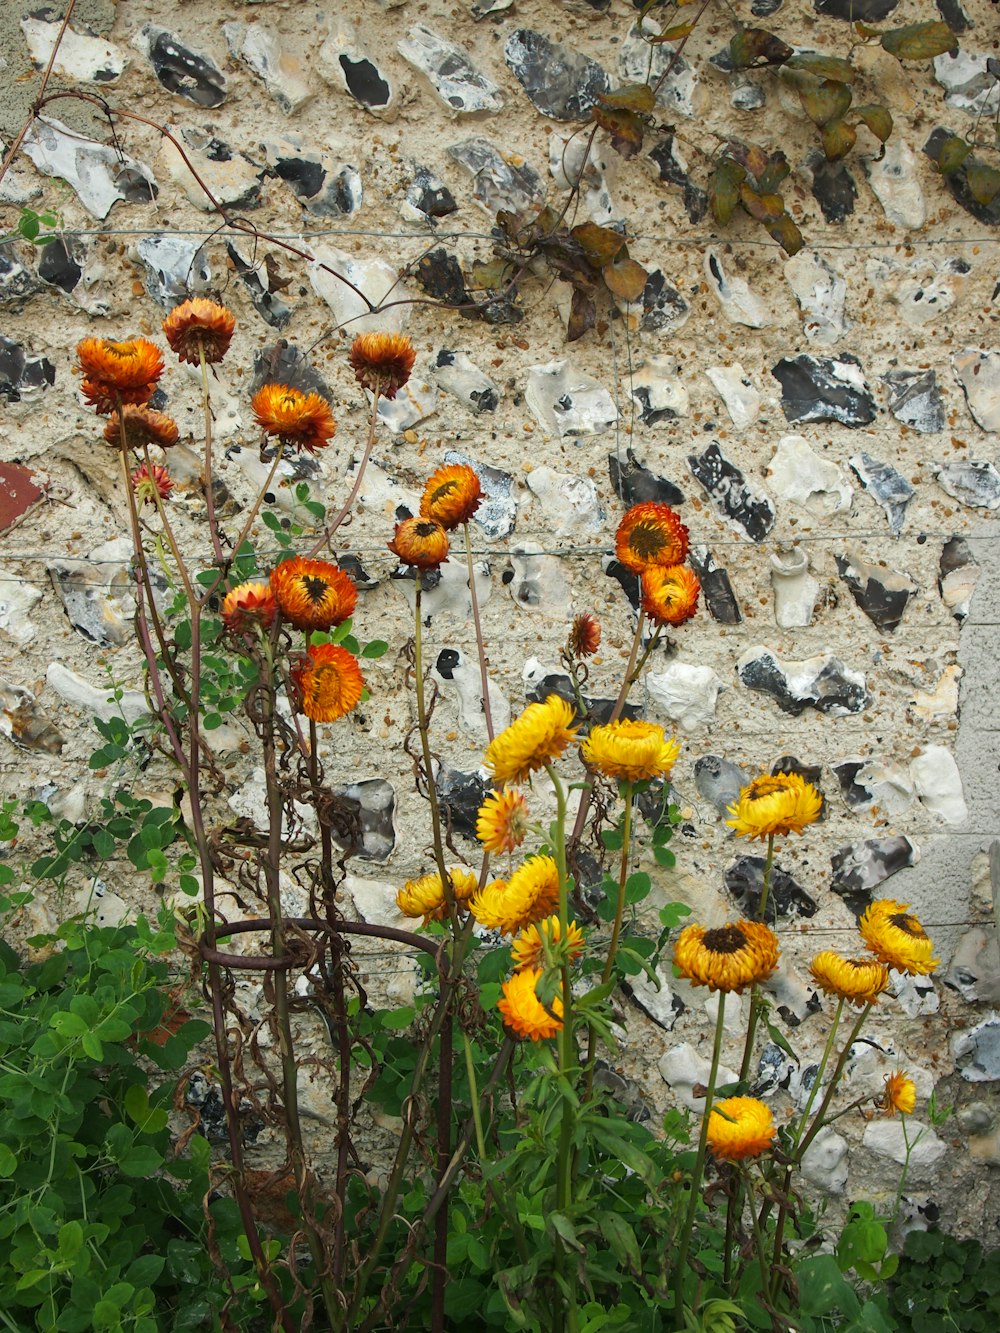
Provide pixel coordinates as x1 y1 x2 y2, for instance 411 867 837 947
848 452 914 536
443 448 516 538
952 1015 1000 1083
251 344 334 402
619 26 697 117
688 547 742 624
737 647 870 717
694 754 745 814
649 135 710 224
431 350 499 413
805 152 857 224
609 449 685 507
22 118 157 220
436 764 490 839
604 558 640 613
0 337 55 401
403 166 458 223
883 369 946 433
725 856 818 922
332 780 396 861
952 349 1000 432
134 26 226 107
688 443 775 542
835 547 917 631
504 29 610 121
934 461 1000 511
638 271 691 333
830 836 919 914
772 353 877 426
135 237 211 309
226 242 292 329
939 535 980 623
398 24 504 114
0 245 41 310
447 137 545 215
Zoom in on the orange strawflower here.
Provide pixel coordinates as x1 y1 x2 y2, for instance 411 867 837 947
510 916 585 972
270 557 357 632
388 516 450 569
497 968 563 1041
615 502 689 574
476 789 530 855
641 565 701 627
880 1070 917 1117
221 581 277 634
251 384 337 454
130 462 173 505
420 463 482 530
162 298 236 365
568 613 601 658
348 332 416 399
77 337 164 412
290 644 364 724
103 405 179 451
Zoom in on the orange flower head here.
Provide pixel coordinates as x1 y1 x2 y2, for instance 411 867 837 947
388 516 450 569
131 462 173 505
674 919 780 994
290 644 364 724
270 557 357 632
707 1098 777 1161
396 868 479 922
251 384 337 454
103 405 179 451
881 1070 917 1117
511 916 585 972
615 502 689 574
476 789 530 856
77 337 164 412
162 298 236 365
641 564 701 627
568 613 601 658
222 581 277 634
349 332 416 399
420 463 482 530
497 968 563 1041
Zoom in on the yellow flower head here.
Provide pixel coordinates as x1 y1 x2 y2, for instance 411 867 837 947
497 968 563 1041
289 644 363 724
582 719 680 784
726 772 823 841
707 1097 777 1161
859 900 938 977
880 1070 917 1117
470 856 561 935
484 695 579 785
809 951 890 1008
476 789 530 856
396 868 479 922
511 916 585 972
674 920 780 994
420 463 482 530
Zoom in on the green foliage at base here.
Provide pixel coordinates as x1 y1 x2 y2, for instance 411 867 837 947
888 1230 1000 1332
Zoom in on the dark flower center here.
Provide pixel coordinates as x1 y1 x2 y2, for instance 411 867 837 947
430 481 457 503
889 912 924 938
703 925 747 954
301 575 331 604
629 523 665 558
414 521 439 538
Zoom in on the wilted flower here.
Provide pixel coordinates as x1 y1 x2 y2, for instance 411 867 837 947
727 772 823 841
859 900 938 977
77 337 164 412
104 405 179 451
221 581 277 634
251 384 336 454
641 565 701 628
419 463 482 530
582 719 680 784
707 1097 777 1161
388 516 450 569
348 332 416 400
568 613 601 658
290 644 363 723
270 557 357 633
131 462 173 505
484 695 578 786
162 298 236 365
674 920 780 994
497 968 563 1041
614 502 689 575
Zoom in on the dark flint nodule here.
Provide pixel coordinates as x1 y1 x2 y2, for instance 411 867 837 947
416 250 469 305
226 244 292 329
688 548 742 624
694 754 745 814
251 343 335 402
504 29 610 121
738 649 870 716
835 554 916 631
436 764 490 839
37 238 82 294
814 0 899 18
604 558 640 612
883 369 946 434
406 167 457 220
807 153 858 224
772 756 826 818
149 33 227 107
924 129 1000 227
771 354 877 427
274 157 326 199
639 271 690 333
688 443 775 542
609 449 685 507
648 136 709 223
525 673 640 730
339 55 391 108
0 337 55 401
725 856 818 922
849 452 914 536
830 836 919 915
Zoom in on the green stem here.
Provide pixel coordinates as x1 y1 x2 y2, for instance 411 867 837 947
793 997 844 1152
743 1165 774 1310
413 572 457 926
674 992 727 1328
462 1032 530 1265
738 834 775 1084
797 1003 873 1162
602 782 634 986
463 520 494 742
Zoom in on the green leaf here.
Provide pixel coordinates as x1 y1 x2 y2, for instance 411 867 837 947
854 104 893 144
547 1212 583 1251
598 1213 641 1272
444 1278 487 1319
623 871 651 905
58 1221 85 1260
730 29 793 69
361 640 389 658
0 1143 16 1176
881 22 959 61
653 846 676 868
119 1145 163 1177
81 1031 104 1061
966 161 1000 206
786 51 856 83
709 159 746 225
821 118 858 161
798 78 852 127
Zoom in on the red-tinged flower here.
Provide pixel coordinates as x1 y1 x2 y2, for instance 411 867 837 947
131 462 173 505
251 384 337 454
103 405 179 451
162 298 236 365
77 337 164 412
615 502 689 574
420 463 482 530
221 581 277 634
388 516 449 569
270 557 357 632
348 332 416 400
568 613 601 658
641 564 701 627
290 644 364 724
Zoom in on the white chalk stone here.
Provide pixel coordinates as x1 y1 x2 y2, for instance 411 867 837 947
704 363 760 430
525 361 618 438
910 746 969 826
658 1043 739 1111
21 18 127 83
801 1127 849 1195
864 138 926 231
767 436 853 517
525 466 604 536
770 548 821 629
345 874 409 929
310 243 410 334
46 663 150 726
705 250 770 327
645 664 724 732
0 581 43 645
224 22 313 114
863 1120 946 1174
784 250 849 345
